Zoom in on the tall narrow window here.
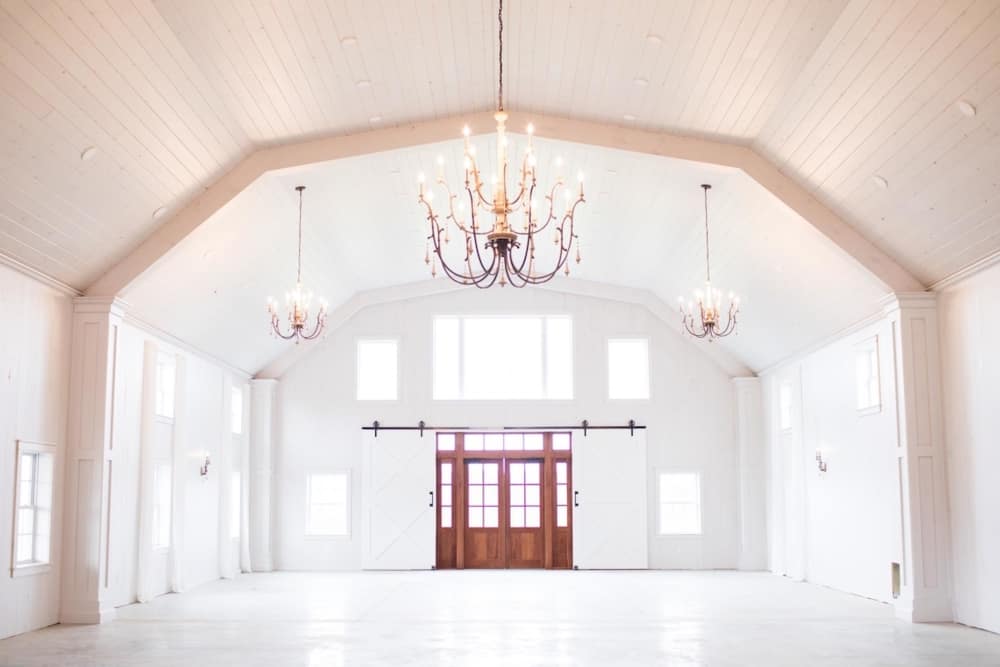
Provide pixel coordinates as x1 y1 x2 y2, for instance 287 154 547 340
608 338 650 399
855 337 881 412
306 473 349 536
778 381 793 431
658 472 702 535
433 316 572 399
155 353 176 419
231 385 243 434
439 462 453 529
357 340 398 400
555 461 570 528
13 442 55 570
152 463 172 549
230 472 241 540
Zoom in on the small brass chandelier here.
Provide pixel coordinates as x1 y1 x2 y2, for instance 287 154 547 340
679 184 740 339
417 0 585 288
267 186 327 342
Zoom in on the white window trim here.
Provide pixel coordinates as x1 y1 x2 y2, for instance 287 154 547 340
154 351 177 421
432 314 575 401
855 336 882 416
10 440 56 578
356 338 400 402
607 337 651 401
305 471 352 538
656 470 703 537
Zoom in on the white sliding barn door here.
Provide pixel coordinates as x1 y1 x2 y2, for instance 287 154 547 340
362 430 436 569
573 430 648 569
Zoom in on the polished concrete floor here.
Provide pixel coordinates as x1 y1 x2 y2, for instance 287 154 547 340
1 571 999 666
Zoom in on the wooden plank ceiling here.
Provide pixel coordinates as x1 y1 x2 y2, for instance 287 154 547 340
0 1 997 312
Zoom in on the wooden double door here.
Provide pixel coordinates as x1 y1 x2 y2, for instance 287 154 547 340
436 432 572 569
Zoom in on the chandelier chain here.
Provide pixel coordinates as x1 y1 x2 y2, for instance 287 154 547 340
702 183 711 283
498 0 504 111
296 185 304 284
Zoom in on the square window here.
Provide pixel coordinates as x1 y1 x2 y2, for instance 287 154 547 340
658 472 702 535
306 473 350 536
155 353 176 419
357 340 398 400
608 338 650 399
855 337 881 412
437 433 456 451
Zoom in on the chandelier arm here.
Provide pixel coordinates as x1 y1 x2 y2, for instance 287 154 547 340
299 313 327 341
270 317 300 341
512 182 560 237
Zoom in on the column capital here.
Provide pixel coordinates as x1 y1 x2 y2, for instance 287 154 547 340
880 291 936 316
72 296 129 317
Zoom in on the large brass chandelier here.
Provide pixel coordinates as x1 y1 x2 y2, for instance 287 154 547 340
679 184 740 339
267 186 327 342
417 0 585 288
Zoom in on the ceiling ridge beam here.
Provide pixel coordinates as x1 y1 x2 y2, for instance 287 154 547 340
85 110 923 297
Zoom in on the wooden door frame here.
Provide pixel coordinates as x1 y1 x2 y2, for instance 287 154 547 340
435 431 573 569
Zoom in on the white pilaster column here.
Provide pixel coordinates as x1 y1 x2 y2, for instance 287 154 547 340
60 297 125 624
249 378 277 572
884 293 952 622
734 377 767 571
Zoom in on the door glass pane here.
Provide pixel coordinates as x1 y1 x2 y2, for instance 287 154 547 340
484 463 499 484
467 463 483 484
484 507 499 528
556 461 567 483
510 506 525 528
557 506 568 527
524 434 544 450
469 485 483 506
468 507 483 528
441 462 452 484
525 507 541 528
525 463 540 484
509 462 524 484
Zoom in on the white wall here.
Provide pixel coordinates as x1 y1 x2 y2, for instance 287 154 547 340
762 318 900 603
939 264 1000 634
274 288 743 571
0 264 73 640
104 321 247 607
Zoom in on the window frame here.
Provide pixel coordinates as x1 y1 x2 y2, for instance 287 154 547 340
356 338 400 402
305 471 351 538
432 314 574 401
657 471 703 536
10 441 56 577
607 337 651 401
855 336 882 415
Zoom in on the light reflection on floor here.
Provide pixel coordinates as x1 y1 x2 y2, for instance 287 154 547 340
2 571 999 666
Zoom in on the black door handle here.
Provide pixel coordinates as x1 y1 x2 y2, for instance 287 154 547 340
574 490 579 507
429 491 434 507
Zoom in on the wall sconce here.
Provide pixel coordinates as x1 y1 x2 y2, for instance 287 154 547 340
200 454 211 477
815 449 828 474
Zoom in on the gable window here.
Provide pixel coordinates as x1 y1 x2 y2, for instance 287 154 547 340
357 340 399 401
855 337 881 412
778 381 793 431
13 442 55 572
155 352 176 419
607 338 649 399
433 315 573 400
658 472 702 535
306 473 350 536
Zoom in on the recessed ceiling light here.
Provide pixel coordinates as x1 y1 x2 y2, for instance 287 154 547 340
369 115 382 123
957 100 976 117
872 175 888 190
152 206 168 220
80 146 98 161
341 36 358 46
646 34 663 45
623 114 637 122
633 77 649 87
356 79 372 88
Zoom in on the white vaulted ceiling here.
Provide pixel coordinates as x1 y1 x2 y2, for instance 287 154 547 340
1 0 998 374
